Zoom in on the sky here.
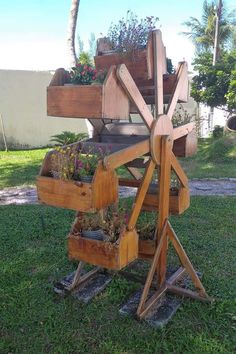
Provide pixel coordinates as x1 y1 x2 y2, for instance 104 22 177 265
0 0 235 72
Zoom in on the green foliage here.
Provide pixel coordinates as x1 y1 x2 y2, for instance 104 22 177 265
0 148 49 188
70 63 97 85
182 0 236 53
207 134 236 162
212 125 224 138
107 11 158 53
78 51 92 65
50 131 88 145
226 70 236 110
166 58 174 74
0 198 236 353
191 51 236 110
180 136 236 178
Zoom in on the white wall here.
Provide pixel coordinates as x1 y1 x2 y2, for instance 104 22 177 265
0 70 88 149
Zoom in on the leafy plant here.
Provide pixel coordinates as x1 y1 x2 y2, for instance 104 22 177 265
212 125 224 138
136 211 157 240
50 131 88 145
107 11 158 53
78 51 93 65
50 145 110 181
70 63 97 85
191 51 236 111
71 205 129 243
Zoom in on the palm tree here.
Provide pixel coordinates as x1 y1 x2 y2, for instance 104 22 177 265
67 0 80 67
182 0 236 54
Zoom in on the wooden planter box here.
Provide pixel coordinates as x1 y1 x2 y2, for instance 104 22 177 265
94 31 166 84
68 228 138 270
138 239 156 259
47 66 129 119
142 187 190 215
37 150 118 212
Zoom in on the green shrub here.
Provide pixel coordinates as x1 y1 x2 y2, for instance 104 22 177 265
50 131 88 146
212 125 224 139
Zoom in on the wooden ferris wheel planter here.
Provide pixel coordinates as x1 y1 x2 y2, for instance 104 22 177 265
37 29 212 320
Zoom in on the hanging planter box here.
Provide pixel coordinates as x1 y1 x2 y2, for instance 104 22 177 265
68 228 139 270
142 186 190 215
47 66 129 119
94 31 166 83
37 150 118 212
138 239 156 259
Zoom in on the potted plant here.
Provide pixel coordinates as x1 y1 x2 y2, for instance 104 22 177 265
68 206 138 270
94 12 158 82
37 143 119 212
47 65 130 120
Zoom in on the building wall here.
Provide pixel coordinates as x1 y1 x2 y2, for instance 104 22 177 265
0 70 88 149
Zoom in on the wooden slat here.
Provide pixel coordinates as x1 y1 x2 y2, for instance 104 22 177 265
103 139 150 170
125 166 143 180
171 153 189 188
166 62 188 120
103 65 130 119
138 284 167 319
173 129 198 157
173 123 195 140
153 30 164 116
167 221 208 297
47 85 103 118
157 136 172 285
137 221 168 317
117 64 154 129
127 159 155 230
167 267 185 285
167 284 212 302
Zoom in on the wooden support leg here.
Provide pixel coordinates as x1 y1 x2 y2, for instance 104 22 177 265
68 262 101 291
166 221 210 299
68 261 84 290
137 220 168 318
127 159 156 231
125 166 143 180
157 136 172 286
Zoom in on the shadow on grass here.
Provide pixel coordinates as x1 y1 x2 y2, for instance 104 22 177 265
0 160 42 188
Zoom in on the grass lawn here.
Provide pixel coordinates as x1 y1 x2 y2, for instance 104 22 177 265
0 148 49 189
180 135 236 179
1 197 235 353
0 136 235 189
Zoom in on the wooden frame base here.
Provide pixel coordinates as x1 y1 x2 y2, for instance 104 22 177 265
137 220 213 319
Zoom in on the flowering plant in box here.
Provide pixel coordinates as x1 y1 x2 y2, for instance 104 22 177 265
107 11 158 54
51 145 110 181
71 205 130 243
70 63 97 85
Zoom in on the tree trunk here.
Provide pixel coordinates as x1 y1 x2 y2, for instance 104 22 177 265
67 0 80 67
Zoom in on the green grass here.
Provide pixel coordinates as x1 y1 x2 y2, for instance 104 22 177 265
180 135 236 179
0 148 49 189
1 197 235 353
0 135 235 190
